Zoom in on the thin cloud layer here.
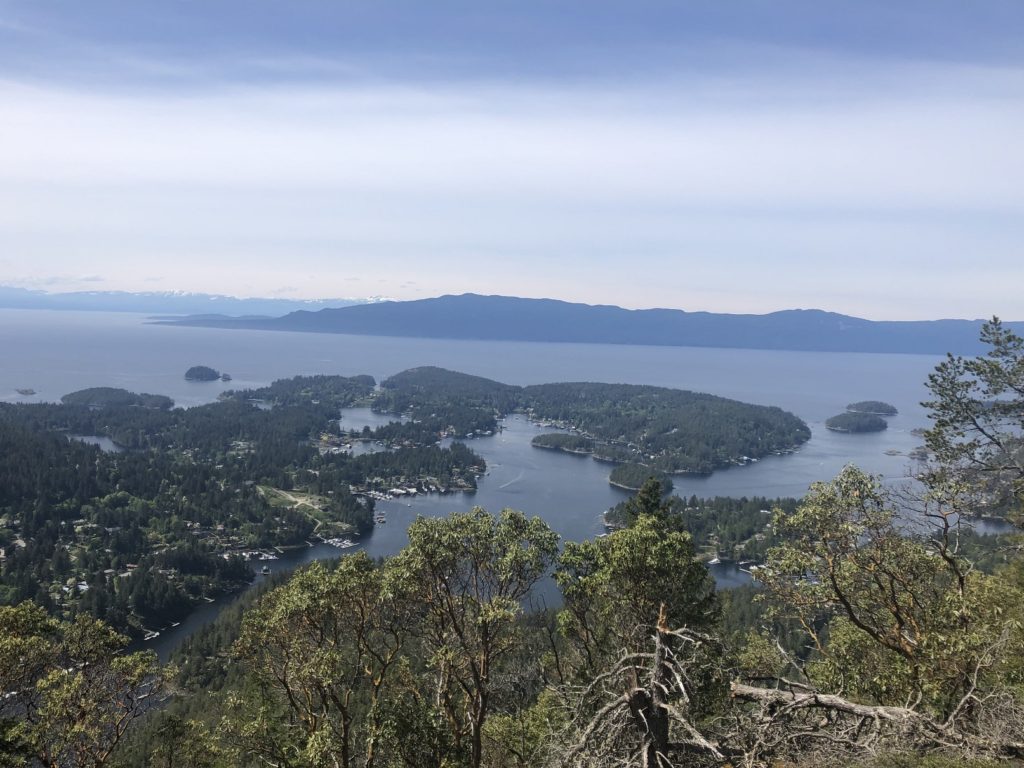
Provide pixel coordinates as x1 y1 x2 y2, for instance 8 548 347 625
0 1 1022 319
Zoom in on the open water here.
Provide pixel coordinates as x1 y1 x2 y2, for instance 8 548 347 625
0 308 953 658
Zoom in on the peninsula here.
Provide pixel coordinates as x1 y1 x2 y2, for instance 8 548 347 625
377 367 810 477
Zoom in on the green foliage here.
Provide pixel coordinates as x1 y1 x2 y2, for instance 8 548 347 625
607 462 672 492
391 508 559 768
604 485 794 560
0 375 485 635
226 373 375 409
227 554 415 767
0 602 167 768
557 479 717 674
530 432 595 453
381 366 521 413
184 366 220 381
526 381 810 473
373 367 810 474
847 400 898 415
371 367 517 444
762 465 1024 716
825 411 888 432
480 689 565 768
61 387 174 410
143 715 225 768
924 316 1024 513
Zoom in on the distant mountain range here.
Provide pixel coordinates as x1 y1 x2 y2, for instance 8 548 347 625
157 293 1022 355
0 286 382 316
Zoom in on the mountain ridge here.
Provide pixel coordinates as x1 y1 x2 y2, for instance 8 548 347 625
0 285 384 316
157 293 1022 355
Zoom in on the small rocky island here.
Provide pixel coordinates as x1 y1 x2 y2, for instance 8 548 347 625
185 365 224 382
825 412 888 433
846 400 898 416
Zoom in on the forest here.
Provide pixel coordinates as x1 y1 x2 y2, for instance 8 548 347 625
607 462 672 492
603 492 799 562
825 411 889 433
0 374 484 637
531 433 597 454
846 400 899 416
3 319 1024 768
377 367 812 474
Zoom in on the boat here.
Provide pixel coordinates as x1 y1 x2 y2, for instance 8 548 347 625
324 537 358 549
261 565 271 575
16 388 36 395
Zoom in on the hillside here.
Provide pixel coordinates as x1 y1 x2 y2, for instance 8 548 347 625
158 293 1023 355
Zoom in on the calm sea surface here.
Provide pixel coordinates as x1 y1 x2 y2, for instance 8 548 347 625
0 309 949 658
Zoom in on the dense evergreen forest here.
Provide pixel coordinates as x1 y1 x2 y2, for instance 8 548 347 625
0 367 802 641
379 367 812 474
604 492 799 562
607 462 672 492
185 366 222 381
3 321 1024 768
846 400 898 415
530 432 596 453
524 381 810 473
0 374 484 636
825 411 889 433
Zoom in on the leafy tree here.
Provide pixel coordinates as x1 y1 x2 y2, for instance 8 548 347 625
554 478 722 766
924 317 1024 515
390 508 559 768
227 554 415 768
557 478 716 672
142 715 225 768
0 602 167 768
725 466 1024 764
825 411 888 433
761 467 1024 713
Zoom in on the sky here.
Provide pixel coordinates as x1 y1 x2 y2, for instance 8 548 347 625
0 1 1022 320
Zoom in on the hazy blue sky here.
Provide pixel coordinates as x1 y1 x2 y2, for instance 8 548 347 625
1 1 1022 319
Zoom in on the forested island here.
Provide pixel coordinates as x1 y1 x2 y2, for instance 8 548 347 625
184 365 221 381
525 381 809 474
846 399 898 415
825 411 889 433
379 367 811 479
61 386 174 410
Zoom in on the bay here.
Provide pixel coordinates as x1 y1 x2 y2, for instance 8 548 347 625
0 309 950 658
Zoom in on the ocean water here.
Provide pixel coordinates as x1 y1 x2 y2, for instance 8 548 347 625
0 308 951 657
